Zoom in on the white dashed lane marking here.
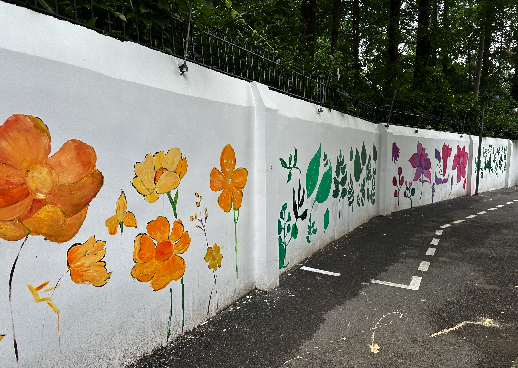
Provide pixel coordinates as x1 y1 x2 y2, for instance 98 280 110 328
453 220 465 224
418 261 430 271
466 215 476 218
300 266 341 276
478 211 487 214
435 230 443 236
496 205 505 208
426 248 436 256
488 208 497 210
430 238 440 245
440 224 451 228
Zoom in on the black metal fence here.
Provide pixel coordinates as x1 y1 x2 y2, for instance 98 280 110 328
3 0 471 132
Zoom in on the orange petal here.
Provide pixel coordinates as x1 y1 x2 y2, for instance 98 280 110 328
220 144 236 175
47 169 103 217
131 258 158 282
175 157 188 179
0 115 51 170
210 168 225 192
133 234 155 263
134 155 155 190
147 216 170 244
43 206 87 243
144 191 160 203
22 205 65 236
115 192 127 220
153 151 165 172
68 235 95 266
155 240 174 262
0 196 32 221
231 187 243 210
218 189 232 212
0 221 29 241
105 215 119 235
0 164 26 190
150 255 185 291
46 301 60 314
70 262 111 286
169 219 184 242
122 212 137 228
173 231 190 255
155 171 180 194
162 148 181 172
46 139 97 184
232 167 248 190
204 247 212 263
70 249 105 270
0 185 30 208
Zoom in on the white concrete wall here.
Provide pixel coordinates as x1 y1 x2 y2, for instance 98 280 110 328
0 2 517 367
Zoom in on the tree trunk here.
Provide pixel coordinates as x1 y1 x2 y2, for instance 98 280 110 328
301 0 317 56
352 0 360 82
331 0 341 55
413 0 432 81
387 0 401 84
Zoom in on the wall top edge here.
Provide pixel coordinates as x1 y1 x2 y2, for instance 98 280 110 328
0 1 254 107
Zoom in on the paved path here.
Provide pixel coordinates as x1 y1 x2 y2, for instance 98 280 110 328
128 187 518 368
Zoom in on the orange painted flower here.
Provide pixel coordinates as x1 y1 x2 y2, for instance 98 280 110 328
132 148 187 203
204 244 223 271
0 114 103 242
210 144 248 212
27 281 60 314
67 236 111 286
131 216 190 291
105 191 137 235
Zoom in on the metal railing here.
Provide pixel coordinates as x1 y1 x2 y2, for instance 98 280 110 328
3 0 471 133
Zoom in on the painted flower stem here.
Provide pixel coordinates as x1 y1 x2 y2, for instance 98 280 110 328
9 235 28 363
233 202 239 279
167 190 179 219
167 288 173 340
207 271 218 316
181 277 185 333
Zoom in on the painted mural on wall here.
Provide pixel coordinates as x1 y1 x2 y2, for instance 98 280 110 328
475 144 507 179
0 114 248 363
278 141 377 269
391 140 468 208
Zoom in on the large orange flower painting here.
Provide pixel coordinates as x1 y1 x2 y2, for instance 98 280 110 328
0 114 103 243
131 216 190 291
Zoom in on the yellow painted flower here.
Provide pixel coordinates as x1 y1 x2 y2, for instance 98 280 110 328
132 148 187 203
204 244 222 271
0 334 4 341
105 191 137 235
27 281 60 314
210 144 248 212
67 236 111 287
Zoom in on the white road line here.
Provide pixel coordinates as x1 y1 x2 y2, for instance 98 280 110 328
300 266 341 276
466 215 476 218
440 224 451 228
514 200 518 202
488 208 497 210
418 261 430 271
496 205 504 208
426 248 436 256
430 238 440 245
371 276 422 291
453 220 465 224
435 230 443 235
507 202 514 204
478 211 487 214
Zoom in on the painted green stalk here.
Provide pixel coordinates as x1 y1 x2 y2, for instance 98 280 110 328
167 287 173 340
232 199 239 279
181 277 185 332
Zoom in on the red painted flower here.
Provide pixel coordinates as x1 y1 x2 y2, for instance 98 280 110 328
0 115 103 242
452 145 469 183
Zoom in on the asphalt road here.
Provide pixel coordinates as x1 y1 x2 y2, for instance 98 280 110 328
128 187 518 368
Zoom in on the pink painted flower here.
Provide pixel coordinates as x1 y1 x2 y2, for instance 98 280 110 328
409 142 431 182
452 145 468 183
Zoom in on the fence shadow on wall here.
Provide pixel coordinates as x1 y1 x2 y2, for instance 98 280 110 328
4 0 471 134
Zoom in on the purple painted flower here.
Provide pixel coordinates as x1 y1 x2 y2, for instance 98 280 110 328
435 149 441 162
435 173 448 185
409 142 431 182
392 142 400 163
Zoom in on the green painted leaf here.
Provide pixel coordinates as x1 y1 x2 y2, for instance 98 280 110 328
324 209 330 230
282 203 288 211
294 148 298 166
361 142 367 166
350 147 354 161
291 223 298 239
278 237 286 269
373 144 378 162
287 223 291 234
354 149 362 182
306 145 321 198
315 165 333 204
280 158 288 168
287 170 292 183
278 219 282 235
411 187 416 196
